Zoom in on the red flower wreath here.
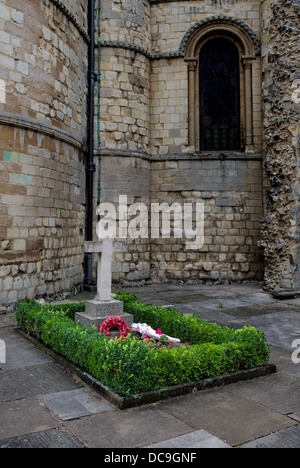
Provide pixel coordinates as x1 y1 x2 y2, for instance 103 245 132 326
100 316 130 338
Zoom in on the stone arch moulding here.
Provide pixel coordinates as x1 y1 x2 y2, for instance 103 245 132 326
181 16 260 152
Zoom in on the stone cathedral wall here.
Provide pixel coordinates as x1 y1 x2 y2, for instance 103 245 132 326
98 0 153 285
98 0 265 285
0 0 299 307
149 158 263 284
0 0 88 308
260 0 300 292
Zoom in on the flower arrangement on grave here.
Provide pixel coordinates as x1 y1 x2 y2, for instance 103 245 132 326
100 316 131 338
131 323 187 347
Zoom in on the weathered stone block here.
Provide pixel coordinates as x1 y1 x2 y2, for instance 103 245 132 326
75 312 134 331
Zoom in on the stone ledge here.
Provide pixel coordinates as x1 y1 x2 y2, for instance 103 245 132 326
17 329 277 411
0 113 86 152
271 290 300 299
100 147 262 161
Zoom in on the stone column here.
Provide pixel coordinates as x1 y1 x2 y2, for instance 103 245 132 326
187 61 197 148
242 57 255 151
260 0 300 293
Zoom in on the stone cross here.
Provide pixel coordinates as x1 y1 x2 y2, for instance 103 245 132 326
75 238 133 329
85 238 126 302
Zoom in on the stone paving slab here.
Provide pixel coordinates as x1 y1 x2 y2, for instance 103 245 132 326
41 388 115 420
165 294 211 303
0 398 59 441
175 304 246 328
241 424 300 448
245 311 300 351
0 429 82 448
270 347 300 379
1 283 300 448
0 362 81 402
0 328 52 370
229 373 300 421
65 406 193 448
132 283 265 298
158 388 295 447
130 284 271 307
247 310 300 327
263 321 300 340
146 430 231 448
165 300 286 320
269 336 300 352
240 292 278 305
284 297 300 307
234 303 300 319
0 314 17 329
151 290 276 308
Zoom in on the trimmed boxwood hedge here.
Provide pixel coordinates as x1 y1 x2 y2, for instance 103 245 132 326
16 294 271 398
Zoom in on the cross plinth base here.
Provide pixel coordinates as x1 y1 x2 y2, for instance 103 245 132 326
85 299 124 317
75 302 134 331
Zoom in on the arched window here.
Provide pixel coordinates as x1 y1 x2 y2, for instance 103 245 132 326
199 38 241 151
182 18 260 153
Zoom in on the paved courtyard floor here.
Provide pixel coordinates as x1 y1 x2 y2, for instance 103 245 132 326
0 282 300 448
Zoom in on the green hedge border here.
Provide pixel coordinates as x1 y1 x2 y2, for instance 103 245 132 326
16 294 271 399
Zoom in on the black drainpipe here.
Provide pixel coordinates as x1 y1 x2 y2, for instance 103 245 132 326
84 0 96 287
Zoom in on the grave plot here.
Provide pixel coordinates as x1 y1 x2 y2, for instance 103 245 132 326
15 293 276 409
